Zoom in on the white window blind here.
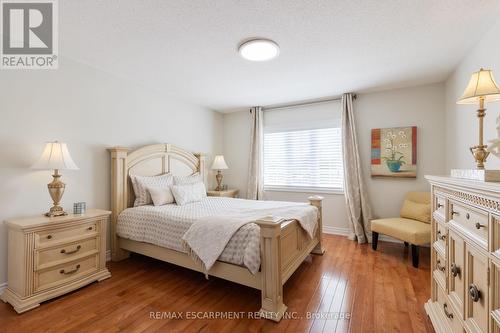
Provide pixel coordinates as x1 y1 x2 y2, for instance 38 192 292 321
263 102 344 193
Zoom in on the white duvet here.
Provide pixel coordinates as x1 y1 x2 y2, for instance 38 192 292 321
117 197 318 274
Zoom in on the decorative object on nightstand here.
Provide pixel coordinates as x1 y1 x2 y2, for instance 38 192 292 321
207 189 239 198
457 68 500 169
31 142 79 217
211 155 229 191
0 209 111 313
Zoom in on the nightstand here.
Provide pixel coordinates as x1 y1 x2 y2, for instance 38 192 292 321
1 209 111 313
207 189 239 198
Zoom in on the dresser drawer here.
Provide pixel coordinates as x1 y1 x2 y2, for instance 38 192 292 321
448 230 465 320
435 222 447 250
464 244 489 333
433 246 447 290
35 237 99 271
34 255 99 293
435 195 446 220
436 281 464 333
450 202 488 249
35 222 98 248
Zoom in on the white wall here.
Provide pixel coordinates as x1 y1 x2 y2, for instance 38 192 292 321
0 57 223 285
445 20 500 170
223 83 446 233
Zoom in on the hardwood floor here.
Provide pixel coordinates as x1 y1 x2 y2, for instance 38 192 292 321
0 235 434 333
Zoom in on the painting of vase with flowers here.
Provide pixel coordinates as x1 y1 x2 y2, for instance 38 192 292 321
371 126 417 178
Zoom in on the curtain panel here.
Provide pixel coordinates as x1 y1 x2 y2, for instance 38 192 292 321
341 93 373 243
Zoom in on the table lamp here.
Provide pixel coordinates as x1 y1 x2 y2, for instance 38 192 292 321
211 155 228 191
457 68 500 169
31 142 79 217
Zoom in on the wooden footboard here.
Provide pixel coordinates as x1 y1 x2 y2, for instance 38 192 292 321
256 196 324 321
109 144 324 322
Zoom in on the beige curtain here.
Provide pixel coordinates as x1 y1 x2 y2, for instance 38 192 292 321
341 93 373 243
247 106 264 200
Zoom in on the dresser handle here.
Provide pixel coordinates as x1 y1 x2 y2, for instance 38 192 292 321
47 235 52 239
87 226 93 231
436 260 446 272
437 230 446 241
60 264 81 275
451 211 459 217
466 213 470 220
475 222 486 229
437 203 444 209
443 303 453 319
60 245 81 255
468 284 480 302
450 263 460 277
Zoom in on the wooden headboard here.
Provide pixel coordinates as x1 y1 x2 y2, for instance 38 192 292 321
108 143 206 260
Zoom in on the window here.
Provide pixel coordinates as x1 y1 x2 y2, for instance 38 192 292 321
263 102 344 193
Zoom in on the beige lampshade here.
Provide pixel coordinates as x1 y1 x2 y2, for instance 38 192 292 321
211 155 228 170
31 142 79 170
457 68 500 104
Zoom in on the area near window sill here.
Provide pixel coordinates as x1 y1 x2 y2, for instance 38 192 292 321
264 186 344 195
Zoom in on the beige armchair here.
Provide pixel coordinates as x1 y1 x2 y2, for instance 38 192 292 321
371 192 431 268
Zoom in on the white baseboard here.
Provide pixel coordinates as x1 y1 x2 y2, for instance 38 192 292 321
106 250 111 262
0 282 7 295
323 225 402 244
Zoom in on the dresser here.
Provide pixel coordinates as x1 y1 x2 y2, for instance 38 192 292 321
1 209 111 313
425 176 500 333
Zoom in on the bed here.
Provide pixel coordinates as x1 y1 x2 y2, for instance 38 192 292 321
109 144 325 321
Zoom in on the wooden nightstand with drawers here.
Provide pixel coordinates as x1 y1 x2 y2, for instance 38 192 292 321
207 189 239 198
1 209 111 313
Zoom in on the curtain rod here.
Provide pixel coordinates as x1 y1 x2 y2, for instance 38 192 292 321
261 94 357 111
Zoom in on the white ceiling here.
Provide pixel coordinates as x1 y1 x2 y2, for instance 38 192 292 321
61 1 500 112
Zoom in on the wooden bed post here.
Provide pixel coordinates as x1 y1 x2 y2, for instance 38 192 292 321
109 147 130 261
309 195 325 255
256 216 287 322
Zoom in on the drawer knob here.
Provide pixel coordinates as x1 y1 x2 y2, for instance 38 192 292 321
60 245 81 255
475 222 486 229
466 213 470 220
87 226 93 231
443 303 453 319
450 263 460 277
437 230 446 241
468 284 481 302
436 260 446 272
451 211 459 217
47 235 52 239
60 264 81 275
437 203 444 209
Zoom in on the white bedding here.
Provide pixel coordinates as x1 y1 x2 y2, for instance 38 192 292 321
117 197 317 274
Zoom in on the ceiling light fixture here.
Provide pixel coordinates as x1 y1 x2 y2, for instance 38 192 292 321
238 38 279 61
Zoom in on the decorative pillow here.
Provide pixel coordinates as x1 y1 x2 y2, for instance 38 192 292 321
171 182 207 206
147 186 174 206
174 173 202 185
400 199 431 223
130 173 173 206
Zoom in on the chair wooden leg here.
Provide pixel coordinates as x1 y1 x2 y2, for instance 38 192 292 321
372 232 379 250
411 245 419 268
404 241 409 247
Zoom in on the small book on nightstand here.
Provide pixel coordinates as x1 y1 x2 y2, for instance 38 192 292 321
1 209 111 313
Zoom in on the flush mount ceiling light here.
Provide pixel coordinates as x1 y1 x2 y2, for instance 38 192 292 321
238 38 279 61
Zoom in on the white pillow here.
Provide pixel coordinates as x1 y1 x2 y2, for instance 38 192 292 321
130 173 173 206
148 186 175 206
171 182 207 206
174 173 202 185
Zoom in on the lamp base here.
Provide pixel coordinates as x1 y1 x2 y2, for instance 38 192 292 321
45 205 68 217
46 170 67 218
470 145 490 169
215 170 223 191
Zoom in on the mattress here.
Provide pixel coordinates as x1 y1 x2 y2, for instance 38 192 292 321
117 197 315 274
